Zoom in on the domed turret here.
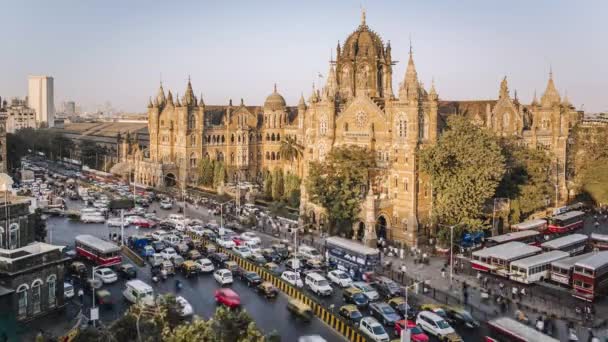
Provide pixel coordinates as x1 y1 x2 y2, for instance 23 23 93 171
264 84 286 111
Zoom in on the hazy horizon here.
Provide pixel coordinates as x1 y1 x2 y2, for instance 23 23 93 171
1 0 606 113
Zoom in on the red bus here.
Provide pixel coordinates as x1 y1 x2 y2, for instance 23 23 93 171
590 233 608 251
485 230 542 248
485 317 559 342
572 251 608 302
510 219 547 232
75 234 122 266
547 210 585 234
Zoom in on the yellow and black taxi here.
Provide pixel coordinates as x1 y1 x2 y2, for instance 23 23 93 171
203 244 217 256
160 260 175 275
187 249 202 261
342 287 369 309
387 297 416 319
181 260 199 278
256 281 278 299
338 304 363 326
286 298 313 321
224 260 239 274
304 258 324 270
264 262 280 275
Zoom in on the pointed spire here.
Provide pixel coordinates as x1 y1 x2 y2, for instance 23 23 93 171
229 98 233 107
148 97 154 108
409 34 413 55
166 90 174 106
429 78 437 98
240 98 244 106
360 6 366 27
156 82 166 106
514 89 518 102
541 68 561 107
298 92 306 109
273 83 277 93
199 93 205 107
336 41 341 60
400 44 419 100
175 92 181 107
531 90 539 106
324 63 338 99
499 76 509 99
183 77 195 106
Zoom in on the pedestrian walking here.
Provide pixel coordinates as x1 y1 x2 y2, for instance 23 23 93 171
520 287 526 299
77 288 84 304
483 276 489 289
441 267 446 278
400 264 407 274
512 286 518 300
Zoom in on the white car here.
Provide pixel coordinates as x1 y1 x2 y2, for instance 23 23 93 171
160 247 178 260
196 258 215 273
359 317 390 342
106 218 123 227
160 200 173 209
176 296 193 316
151 229 170 241
214 269 233 285
240 232 261 244
94 268 118 284
125 215 145 225
64 282 75 299
416 311 456 339
216 236 236 249
233 246 252 259
281 271 303 288
327 270 353 288
353 282 379 301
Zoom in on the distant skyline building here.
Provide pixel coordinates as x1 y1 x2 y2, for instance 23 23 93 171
2 98 37 133
65 101 75 116
27 75 55 127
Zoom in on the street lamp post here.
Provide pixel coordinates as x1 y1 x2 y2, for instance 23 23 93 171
289 223 313 271
401 279 427 342
219 199 235 236
90 265 102 327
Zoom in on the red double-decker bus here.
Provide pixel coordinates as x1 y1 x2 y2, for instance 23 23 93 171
547 210 585 234
75 234 122 266
572 251 608 302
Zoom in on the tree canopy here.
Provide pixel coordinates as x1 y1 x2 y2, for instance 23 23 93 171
570 125 608 205
306 145 375 234
419 115 505 229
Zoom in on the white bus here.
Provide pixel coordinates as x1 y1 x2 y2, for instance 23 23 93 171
541 234 588 256
550 252 596 286
510 219 547 232
510 250 569 284
486 317 559 342
471 241 541 277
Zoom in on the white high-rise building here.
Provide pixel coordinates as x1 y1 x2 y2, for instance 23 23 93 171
27 75 55 127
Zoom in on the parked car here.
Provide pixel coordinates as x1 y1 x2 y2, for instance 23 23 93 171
214 269 233 285
338 304 363 326
369 302 402 326
342 287 369 308
240 271 262 287
328 270 353 288
394 320 429 342
416 311 458 341
359 317 390 342
195 258 214 273
94 268 118 284
281 271 303 287
215 288 240 308
118 264 137 279
352 282 380 301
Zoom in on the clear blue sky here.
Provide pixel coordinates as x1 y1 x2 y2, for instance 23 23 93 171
1 0 606 113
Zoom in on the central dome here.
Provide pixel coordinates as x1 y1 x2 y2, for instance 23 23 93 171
264 84 286 111
341 17 385 60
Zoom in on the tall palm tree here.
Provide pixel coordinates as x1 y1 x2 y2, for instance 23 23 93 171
279 135 304 175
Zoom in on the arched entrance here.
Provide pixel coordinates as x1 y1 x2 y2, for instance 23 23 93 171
376 215 388 240
357 222 365 241
164 173 177 187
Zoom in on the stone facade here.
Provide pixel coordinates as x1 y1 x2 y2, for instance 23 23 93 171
0 98 37 133
127 12 581 247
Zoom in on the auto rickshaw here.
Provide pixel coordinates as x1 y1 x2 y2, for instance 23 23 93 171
96 289 113 307
187 250 202 260
69 261 88 280
181 260 199 278
256 281 278 299
224 260 239 273
161 260 175 276
286 298 313 321
203 244 217 256
264 262 280 275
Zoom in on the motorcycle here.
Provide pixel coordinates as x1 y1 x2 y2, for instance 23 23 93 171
175 280 183 291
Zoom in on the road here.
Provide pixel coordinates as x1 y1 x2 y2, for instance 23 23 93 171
45 199 345 342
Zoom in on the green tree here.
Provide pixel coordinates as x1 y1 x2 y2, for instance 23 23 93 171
198 158 215 186
279 136 303 175
419 115 505 233
570 124 608 205
306 145 375 235
579 158 608 205
6 133 28 170
497 138 554 221
263 170 273 199
283 173 301 207
213 161 226 189
271 169 284 200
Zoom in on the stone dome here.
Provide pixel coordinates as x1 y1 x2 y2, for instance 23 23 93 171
341 20 385 61
264 84 286 111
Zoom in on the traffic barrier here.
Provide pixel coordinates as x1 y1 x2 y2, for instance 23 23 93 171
184 231 367 342
121 245 145 267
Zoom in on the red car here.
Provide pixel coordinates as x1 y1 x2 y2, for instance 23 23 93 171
394 320 428 342
132 219 152 228
232 237 244 246
215 288 241 308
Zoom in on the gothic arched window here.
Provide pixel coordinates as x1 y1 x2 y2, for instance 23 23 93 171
397 116 407 137
320 118 328 136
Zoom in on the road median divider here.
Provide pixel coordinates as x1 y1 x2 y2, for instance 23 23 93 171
185 231 367 342
121 245 145 267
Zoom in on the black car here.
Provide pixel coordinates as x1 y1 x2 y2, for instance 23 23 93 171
118 263 137 279
369 302 401 326
209 252 229 266
241 271 263 287
375 276 401 299
152 241 166 253
271 244 289 260
261 249 281 263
